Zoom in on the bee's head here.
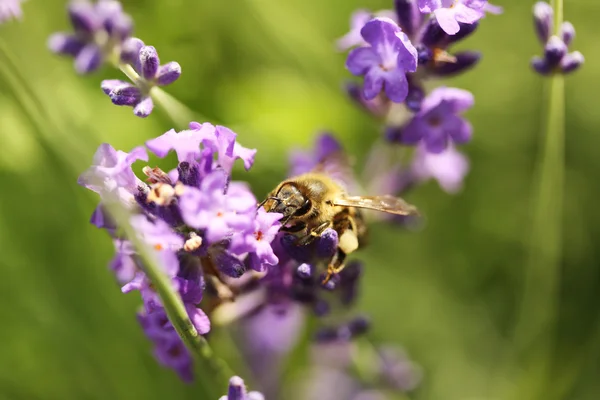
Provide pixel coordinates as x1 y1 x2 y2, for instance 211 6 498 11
264 183 311 222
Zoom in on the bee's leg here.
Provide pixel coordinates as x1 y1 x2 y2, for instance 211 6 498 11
296 221 332 246
281 222 306 233
322 248 347 284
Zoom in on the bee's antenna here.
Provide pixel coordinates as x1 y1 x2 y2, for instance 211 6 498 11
257 197 281 211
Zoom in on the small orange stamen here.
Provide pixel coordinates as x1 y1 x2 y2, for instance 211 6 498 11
154 243 163 251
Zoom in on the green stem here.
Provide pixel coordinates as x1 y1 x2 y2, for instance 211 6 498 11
513 0 565 396
107 201 234 393
116 62 204 128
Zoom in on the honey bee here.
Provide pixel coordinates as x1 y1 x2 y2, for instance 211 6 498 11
261 162 419 283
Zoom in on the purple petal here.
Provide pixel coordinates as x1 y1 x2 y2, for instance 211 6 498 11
47 33 84 56
453 3 484 24
411 144 469 193
395 31 418 72
363 69 385 100
434 8 460 35
74 44 103 74
109 83 141 106
185 304 211 335
400 117 428 145
336 9 372 51
444 115 472 144
145 123 216 161
423 127 449 153
211 249 247 278
418 0 442 13
156 62 182 86
346 47 380 76
139 46 160 80
360 18 403 67
134 96 154 118
382 68 409 103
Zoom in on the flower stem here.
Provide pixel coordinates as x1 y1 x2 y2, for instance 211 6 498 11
513 0 565 395
116 62 205 129
106 200 234 392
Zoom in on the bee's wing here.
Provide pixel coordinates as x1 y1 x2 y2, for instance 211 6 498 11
333 194 419 216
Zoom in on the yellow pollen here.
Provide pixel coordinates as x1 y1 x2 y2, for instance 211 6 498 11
154 243 163 251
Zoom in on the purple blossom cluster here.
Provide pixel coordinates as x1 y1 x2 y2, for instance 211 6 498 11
101 38 182 117
79 121 281 381
220 376 264 400
339 0 495 195
48 1 181 118
531 2 583 75
48 0 133 74
0 0 25 24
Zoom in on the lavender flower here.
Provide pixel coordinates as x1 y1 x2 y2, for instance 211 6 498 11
48 0 133 74
531 2 583 75
101 37 182 117
220 376 264 400
336 9 399 51
411 143 469 193
346 18 418 103
79 121 279 381
417 0 490 35
0 0 25 24
391 87 474 153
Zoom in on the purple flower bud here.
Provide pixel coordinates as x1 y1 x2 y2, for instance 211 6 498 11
394 0 422 37
121 37 144 71
559 21 575 46
420 18 446 48
405 80 425 112
313 300 331 316
47 33 84 56
68 2 100 35
156 62 182 86
347 315 370 337
296 263 313 279
74 44 103 74
177 161 200 188
544 35 567 66
560 51 584 74
533 2 553 44
339 261 363 306
140 45 160 80
343 81 391 118
315 229 338 260
416 44 432 65
281 234 311 263
133 96 154 118
220 376 264 400
429 51 481 77
100 79 124 95
109 83 142 106
531 56 551 75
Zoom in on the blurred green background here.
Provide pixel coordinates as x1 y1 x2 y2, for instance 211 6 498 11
1 0 599 399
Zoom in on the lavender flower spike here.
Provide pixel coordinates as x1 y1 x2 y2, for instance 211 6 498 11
219 376 265 400
48 0 133 74
0 0 25 24
398 87 474 153
531 2 584 75
418 0 489 35
101 37 182 117
346 18 418 103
